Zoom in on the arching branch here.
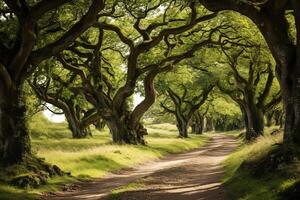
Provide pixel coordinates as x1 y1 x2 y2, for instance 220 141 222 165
257 63 274 108
31 0 104 64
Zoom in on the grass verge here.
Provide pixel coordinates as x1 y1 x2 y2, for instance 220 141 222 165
223 127 300 200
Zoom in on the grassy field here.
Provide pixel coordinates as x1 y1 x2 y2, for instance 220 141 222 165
0 115 210 200
223 127 300 200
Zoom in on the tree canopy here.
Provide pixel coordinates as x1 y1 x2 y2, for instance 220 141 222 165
1 2 300 193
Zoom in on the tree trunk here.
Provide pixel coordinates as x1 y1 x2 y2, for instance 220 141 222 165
254 7 300 145
191 113 204 134
243 90 264 140
240 105 257 140
240 105 250 132
94 119 105 131
193 121 204 134
266 112 274 127
191 123 196 133
104 112 144 144
281 70 300 144
175 113 188 138
177 122 188 138
65 109 90 139
177 120 188 138
205 116 214 132
0 86 31 165
244 105 264 140
105 118 131 143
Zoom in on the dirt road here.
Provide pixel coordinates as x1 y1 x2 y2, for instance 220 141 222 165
42 134 238 200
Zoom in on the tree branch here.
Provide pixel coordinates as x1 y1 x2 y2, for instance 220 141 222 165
160 102 176 114
31 0 104 64
0 63 12 90
130 64 173 128
31 0 72 19
257 63 274 108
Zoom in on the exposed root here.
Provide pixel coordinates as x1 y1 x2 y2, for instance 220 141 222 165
0 156 68 188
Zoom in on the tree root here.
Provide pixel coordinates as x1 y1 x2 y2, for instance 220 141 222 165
0 156 68 188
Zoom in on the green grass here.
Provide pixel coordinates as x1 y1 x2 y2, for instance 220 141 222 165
223 127 300 200
107 181 145 200
0 115 209 200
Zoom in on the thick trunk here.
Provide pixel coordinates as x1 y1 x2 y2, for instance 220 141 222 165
205 117 214 132
191 113 204 134
255 8 300 145
176 116 188 138
105 117 131 143
65 110 90 139
282 70 300 144
0 86 31 165
104 112 145 144
244 105 264 140
240 105 257 140
240 105 250 132
243 90 264 140
192 122 204 134
177 123 188 138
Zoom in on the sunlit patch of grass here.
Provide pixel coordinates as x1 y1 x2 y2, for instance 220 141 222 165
147 123 178 131
221 129 242 137
0 185 37 200
29 114 71 140
0 120 209 200
0 176 78 200
223 127 300 200
36 127 209 178
107 181 145 200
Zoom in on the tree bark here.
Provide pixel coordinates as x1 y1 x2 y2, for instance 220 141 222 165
176 117 188 138
281 72 300 144
256 10 300 144
174 107 189 138
244 106 264 140
0 85 31 165
65 111 91 139
104 111 144 144
191 112 204 134
240 105 249 131
205 116 214 132
192 121 204 135
105 117 130 143
243 89 264 140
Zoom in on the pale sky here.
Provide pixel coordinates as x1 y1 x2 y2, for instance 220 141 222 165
43 109 65 123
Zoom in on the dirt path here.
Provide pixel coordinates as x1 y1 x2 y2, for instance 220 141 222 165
42 134 238 200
